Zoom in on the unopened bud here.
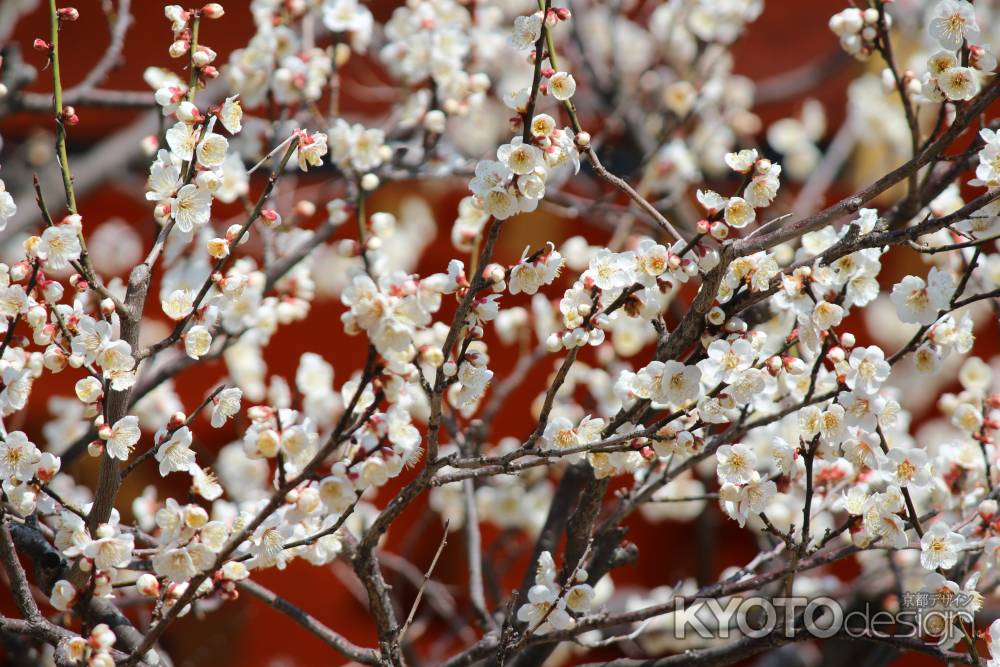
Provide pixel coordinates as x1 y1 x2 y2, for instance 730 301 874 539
57 7 80 21
168 40 189 58
226 224 247 244
136 573 160 597
201 3 225 18
141 134 159 156
192 46 217 67
294 200 316 217
33 39 50 51
260 209 281 228
167 412 186 430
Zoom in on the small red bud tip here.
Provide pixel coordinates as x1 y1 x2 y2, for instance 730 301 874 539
541 66 555 78
33 39 50 51
201 65 219 79
553 7 571 20
57 7 80 20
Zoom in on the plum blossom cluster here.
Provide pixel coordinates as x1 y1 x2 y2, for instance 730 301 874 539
5 1 1000 667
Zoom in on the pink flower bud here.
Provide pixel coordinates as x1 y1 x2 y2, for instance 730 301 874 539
260 209 281 228
168 39 189 58
201 3 225 18
33 39 50 51
57 7 80 21
136 574 160 597
168 412 187 429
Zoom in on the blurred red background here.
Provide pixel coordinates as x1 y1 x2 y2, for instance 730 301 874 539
1 1 961 666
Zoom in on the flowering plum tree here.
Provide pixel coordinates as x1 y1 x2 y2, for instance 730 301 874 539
2 1 1000 666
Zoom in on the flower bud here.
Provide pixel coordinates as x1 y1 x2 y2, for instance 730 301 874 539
57 7 80 21
420 109 445 134
360 173 380 191
42 280 64 303
226 224 248 244
201 65 219 79
154 202 172 224
136 573 160 597
175 101 201 123
61 106 79 126
101 297 116 317
44 345 68 372
10 261 29 282
167 412 187 430
192 46 217 67
33 39 50 51
295 200 316 218
442 360 457 376
168 39 189 58
260 209 281 228
88 440 104 457
201 3 225 18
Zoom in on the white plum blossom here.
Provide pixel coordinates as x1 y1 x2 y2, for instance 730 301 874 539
38 225 82 270
105 416 141 461
211 388 242 428
928 0 979 49
920 522 966 570
716 444 757 485
0 180 16 231
3 2 1000 662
